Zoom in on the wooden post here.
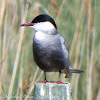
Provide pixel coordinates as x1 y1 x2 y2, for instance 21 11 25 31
33 83 71 100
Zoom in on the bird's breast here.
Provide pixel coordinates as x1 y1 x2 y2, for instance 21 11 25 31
33 31 59 49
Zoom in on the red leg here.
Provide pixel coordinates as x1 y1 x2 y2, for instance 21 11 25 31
37 71 51 83
54 71 67 84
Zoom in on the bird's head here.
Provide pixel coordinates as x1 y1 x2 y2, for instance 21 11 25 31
20 14 57 34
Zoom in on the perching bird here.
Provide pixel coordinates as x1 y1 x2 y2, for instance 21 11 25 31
20 14 84 83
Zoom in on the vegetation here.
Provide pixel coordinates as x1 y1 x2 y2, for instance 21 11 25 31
0 0 99 100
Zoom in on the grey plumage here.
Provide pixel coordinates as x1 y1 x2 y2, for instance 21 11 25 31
33 30 83 78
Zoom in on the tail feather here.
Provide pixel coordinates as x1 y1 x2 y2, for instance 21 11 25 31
62 67 84 78
69 68 84 73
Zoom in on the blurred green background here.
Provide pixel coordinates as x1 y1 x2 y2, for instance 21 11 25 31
0 0 100 100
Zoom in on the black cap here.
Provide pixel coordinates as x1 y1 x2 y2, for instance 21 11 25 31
31 14 57 29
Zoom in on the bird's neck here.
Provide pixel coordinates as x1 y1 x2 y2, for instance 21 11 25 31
34 30 58 42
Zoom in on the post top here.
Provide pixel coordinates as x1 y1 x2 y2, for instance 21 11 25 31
34 82 71 100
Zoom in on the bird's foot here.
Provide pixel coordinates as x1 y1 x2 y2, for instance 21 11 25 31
53 81 67 84
37 80 51 83
53 77 67 84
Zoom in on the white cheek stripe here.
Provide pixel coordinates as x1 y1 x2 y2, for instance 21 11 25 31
30 22 55 32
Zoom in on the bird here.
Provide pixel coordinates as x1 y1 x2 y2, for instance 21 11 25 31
20 14 84 83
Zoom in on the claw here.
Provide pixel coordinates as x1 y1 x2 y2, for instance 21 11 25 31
37 80 51 83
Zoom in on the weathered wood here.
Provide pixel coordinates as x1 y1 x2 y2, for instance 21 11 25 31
33 83 70 100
